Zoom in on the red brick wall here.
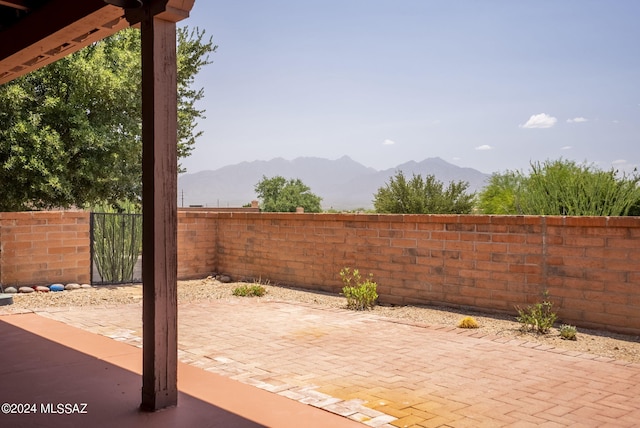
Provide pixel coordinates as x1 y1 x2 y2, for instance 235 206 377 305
544 216 640 334
206 213 640 335
2 211 639 334
0 210 218 287
177 210 217 279
0 211 90 286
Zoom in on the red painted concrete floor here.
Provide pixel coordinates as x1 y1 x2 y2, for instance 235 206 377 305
0 313 362 428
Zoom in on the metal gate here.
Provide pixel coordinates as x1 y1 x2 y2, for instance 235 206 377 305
90 212 143 285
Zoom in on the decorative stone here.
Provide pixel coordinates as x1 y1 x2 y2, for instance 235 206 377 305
80 284 92 289
65 283 81 290
34 286 50 292
218 275 232 283
0 294 13 306
18 287 35 293
3 287 17 294
50 284 65 292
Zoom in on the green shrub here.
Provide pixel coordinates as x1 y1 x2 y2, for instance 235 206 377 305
232 284 266 297
516 292 557 334
559 324 578 340
340 267 378 310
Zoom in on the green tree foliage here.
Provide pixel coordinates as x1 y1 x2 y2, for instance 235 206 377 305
476 171 522 214
254 176 322 213
373 171 475 214
0 27 216 211
478 159 640 216
176 27 215 161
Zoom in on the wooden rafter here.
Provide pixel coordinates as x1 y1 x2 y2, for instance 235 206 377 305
0 1 29 11
0 0 194 85
0 1 127 84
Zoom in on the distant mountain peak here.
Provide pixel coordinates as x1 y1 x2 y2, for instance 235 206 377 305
178 156 490 210
426 156 449 164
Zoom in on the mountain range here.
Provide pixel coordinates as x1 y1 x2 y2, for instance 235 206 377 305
178 156 491 210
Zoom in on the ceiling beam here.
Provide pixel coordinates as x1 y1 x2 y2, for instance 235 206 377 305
0 1 29 11
0 0 195 85
124 0 194 25
0 0 126 84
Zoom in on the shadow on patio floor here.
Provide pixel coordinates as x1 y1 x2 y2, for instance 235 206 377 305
0 314 360 428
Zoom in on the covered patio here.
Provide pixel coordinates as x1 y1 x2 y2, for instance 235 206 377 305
0 0 191 411
0 1 359 425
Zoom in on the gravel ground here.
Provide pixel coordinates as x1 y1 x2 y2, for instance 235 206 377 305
2 277 639 364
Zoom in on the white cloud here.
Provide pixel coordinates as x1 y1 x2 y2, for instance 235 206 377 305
612 159 627 165
567 117 588 123
383 139 395 145
561 145 573 150
520 113 557 129
475 145 493 151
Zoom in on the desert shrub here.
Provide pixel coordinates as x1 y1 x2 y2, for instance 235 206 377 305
516 292 557 334
479 159 640 216
232 284 266 297
559 324 578 340
458 316 479 329
92 202 142 284
373 171 474 214
340 267 378 310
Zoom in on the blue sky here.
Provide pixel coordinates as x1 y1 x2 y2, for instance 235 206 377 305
179 0 639 175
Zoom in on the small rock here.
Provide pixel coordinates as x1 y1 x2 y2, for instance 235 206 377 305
50 284 65 292
18 287 35 293
65 283 81 290
80 284 92 289
34 286 50 292
3 287 17 294
218 275 232 283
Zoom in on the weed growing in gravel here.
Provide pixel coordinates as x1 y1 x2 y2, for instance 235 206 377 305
458 316 479 329
559 324 578 340
250 276 272 287
232 284 266 297
516 291 557 334
340 267 378 310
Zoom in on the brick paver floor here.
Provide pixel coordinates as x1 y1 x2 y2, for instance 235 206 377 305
37 299 640 427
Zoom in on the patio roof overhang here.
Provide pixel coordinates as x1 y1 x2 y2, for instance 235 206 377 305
0 0 194 411
0 0 192 84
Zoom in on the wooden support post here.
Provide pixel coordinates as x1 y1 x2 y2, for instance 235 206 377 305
139 8 178 411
